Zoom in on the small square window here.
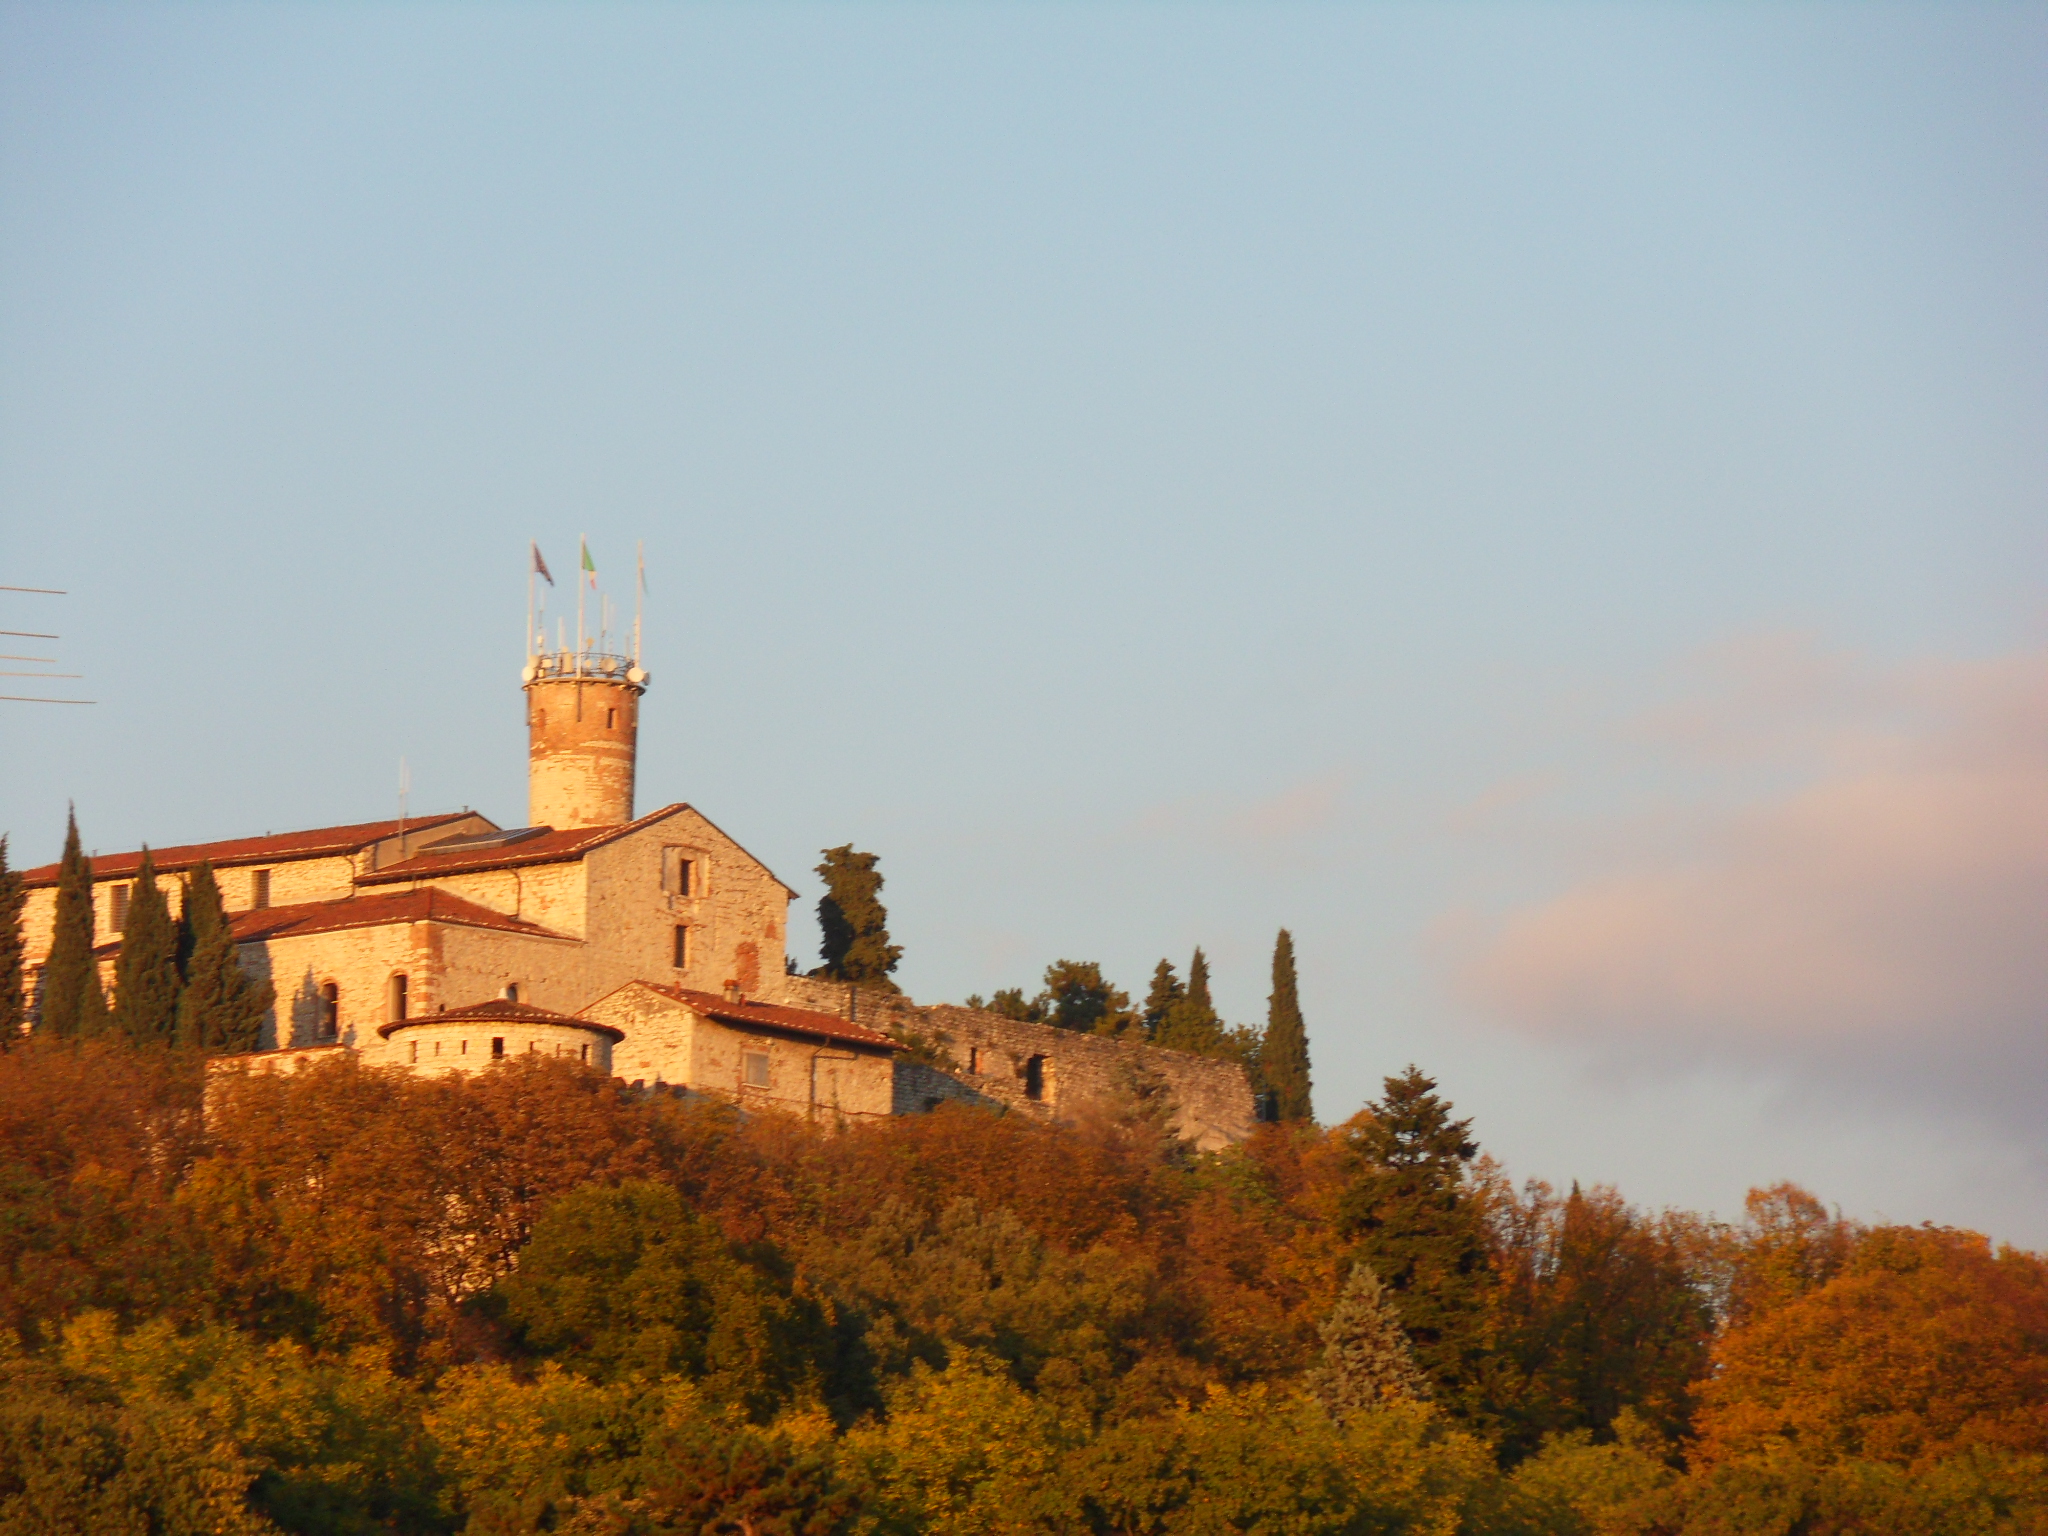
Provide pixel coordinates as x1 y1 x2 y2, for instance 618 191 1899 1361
743 1051 770 1088
491 1038 505 1060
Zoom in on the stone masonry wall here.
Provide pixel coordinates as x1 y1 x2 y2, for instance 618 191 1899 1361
772 974 1256 1151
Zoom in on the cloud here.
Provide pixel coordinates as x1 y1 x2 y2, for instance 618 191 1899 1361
1455 641 2048 1133
1128 771 1348 846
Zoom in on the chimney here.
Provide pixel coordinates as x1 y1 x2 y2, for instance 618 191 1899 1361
723 979 743 1005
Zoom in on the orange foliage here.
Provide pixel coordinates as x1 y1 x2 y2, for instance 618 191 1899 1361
1696 1223 2048 1469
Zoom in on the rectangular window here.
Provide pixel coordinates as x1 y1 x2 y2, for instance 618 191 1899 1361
661 847 695 897
743 1051 770 1088
110 884 131 933
579 1044 589 1064
1024 1055 1046 1102
673 925 689 969
491 1038 505 1060
410 1042 419 1064
251 869 271 909
388 973 408 1023
968 1047 981 1075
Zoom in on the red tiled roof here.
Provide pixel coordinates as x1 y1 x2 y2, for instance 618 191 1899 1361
648 984 901 1052
378 997 623 1041
357 804 689 884
91 889 574 960
21 813 481 888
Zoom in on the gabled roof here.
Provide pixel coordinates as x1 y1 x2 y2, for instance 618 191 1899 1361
628 983 901 1052
91 888 573 959
20 813 481 888
357 804 690 884
379 997 623 1041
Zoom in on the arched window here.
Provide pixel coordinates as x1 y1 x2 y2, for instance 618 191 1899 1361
318 983 339 1041
387 973 409 1023
503 983 519 1002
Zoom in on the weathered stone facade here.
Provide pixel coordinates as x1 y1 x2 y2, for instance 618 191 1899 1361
772 975 1257 1151
523 652 647 830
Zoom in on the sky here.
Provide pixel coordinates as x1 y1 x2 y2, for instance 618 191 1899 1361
2 3 2043 1243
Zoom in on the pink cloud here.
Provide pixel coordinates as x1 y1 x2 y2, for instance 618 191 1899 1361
1458 644 2048 1127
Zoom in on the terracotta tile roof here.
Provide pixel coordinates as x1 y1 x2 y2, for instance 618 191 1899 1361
356 804 690 884
90 889 573 960
378 997 624 1041
20 813 481 888
649 984 901 1052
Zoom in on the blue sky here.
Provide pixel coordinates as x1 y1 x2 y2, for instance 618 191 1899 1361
3 4 2043 1241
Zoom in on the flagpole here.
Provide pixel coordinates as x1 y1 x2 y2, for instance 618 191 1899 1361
634 541 644 666
526 556 535 660
577 533 587 676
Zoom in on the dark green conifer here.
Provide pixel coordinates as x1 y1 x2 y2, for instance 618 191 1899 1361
0 838 24 1048
1337 1066 1494 1424
808 845 903 993
1310 1260 1431 1415
38 811 108 1039
1034 959 1132 1035
112 848 180 1046
1140 959 1183 1039
1263 928 1313 1122
1155 947 1226 1054
175 861 272 1053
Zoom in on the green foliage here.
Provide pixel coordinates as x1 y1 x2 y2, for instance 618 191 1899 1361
174 863 272 1053
1153 948 1224 1055
1032 960 1132 1036
38 810 108 1039
498 1180 838 1422
112 849 180 1048
1262 928 1313 1122
0 838 24 1049
1310 1261 1431 1414
809 847 902 994
1338 1067 1495 1427
1140 960 1183 1039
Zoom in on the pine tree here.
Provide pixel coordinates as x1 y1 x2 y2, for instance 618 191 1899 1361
1035 960 1132 1035
1263 928 1313 1122
1310 1260 1432 1414
1140 959 1183 1039
808 845 903 993
1155 947 1226 1054
38 811 108 1039
112 847 180 1046
175 862 272 1053
1337 1066 1494 1424
0 838 24 1048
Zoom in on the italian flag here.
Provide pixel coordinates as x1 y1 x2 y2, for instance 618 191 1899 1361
581 540 597 589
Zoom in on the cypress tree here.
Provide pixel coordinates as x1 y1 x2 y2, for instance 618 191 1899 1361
38 811 108 1039
1155 947 1226 1054
808 845 903 993
176 861 272 1053
1337 1066 1494 1424
1263 928 1313 1122
112 847 180 1046
1140 959 1183 1039
1310 1260 1432 1415
0 838 24 1048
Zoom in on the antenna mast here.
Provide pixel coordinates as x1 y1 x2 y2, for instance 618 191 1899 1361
634 541 644 666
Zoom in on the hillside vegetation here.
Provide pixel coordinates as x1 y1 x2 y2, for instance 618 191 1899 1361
1 1042 2044 1535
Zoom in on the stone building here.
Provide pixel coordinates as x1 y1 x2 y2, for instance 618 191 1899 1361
15 618 1254 1142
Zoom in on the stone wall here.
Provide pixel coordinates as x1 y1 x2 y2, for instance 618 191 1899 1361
773 975 1256 1151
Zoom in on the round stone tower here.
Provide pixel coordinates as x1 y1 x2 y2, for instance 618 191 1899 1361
521 650 650 829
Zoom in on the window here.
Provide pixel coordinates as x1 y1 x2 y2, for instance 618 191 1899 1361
318 983 339 1041
605 707 616 729
579 1043 589 1064
672 925 689 969
1023 1055 1046 1102
661 847 695 897
409 1042 419 1064
743 1051 770 1088
503 983 519 1002
251 869 271 909
968 1047 981 1075
110 884 131 933
491 1037 505 1060
387 973 408 1023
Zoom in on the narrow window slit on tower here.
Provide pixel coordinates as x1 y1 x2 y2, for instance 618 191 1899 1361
673 925 689 969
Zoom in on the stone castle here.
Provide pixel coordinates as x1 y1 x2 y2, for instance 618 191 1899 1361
17 594 1254 1148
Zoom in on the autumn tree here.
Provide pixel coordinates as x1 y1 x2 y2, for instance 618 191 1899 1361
1262 929 1312 1122
1336 1067 1494 1424
174 863 271 1053
0 837 24 1048
112 849 180 1047
38 811 108 1039
809 845 902 994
